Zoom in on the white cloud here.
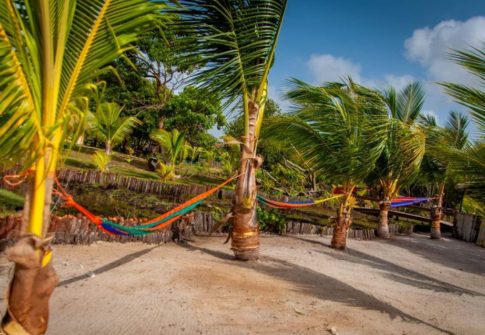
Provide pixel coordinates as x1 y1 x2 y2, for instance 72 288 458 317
381 74 416 92
404 16 485 85
305 53 415 91
306 54 362 83
404 16 485 132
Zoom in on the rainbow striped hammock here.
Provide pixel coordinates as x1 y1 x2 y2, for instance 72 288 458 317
390 196 431 207
257 194 344 209
55 176 236 236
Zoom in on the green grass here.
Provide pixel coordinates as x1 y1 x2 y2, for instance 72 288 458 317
110 166 160 180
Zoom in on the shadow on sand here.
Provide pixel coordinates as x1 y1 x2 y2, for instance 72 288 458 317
180 242 455 335
291 236 483 297
378 234 485 276
57 246 157 287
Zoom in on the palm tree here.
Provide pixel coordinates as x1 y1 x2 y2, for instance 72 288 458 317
90 102 141 155
150 128 186 167
419 111 470 239
267 78 388 249
0 1 163 333
176 0 287 260
440 46 485 212
370 83 426 238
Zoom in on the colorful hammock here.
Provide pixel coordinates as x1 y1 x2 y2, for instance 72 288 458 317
53 175 238 236
391 197 430 207
257 194 344 209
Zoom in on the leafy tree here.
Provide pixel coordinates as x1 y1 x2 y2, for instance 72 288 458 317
368 83 426 238
150 129 186 167
267 78 388 249
134 27 197 106
162 86 226 146
89 102 141 154
100 25 199 153
0 0 163 332
419 111 470 239
176 0 288 260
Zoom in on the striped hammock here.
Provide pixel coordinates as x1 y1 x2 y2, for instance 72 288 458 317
55 175 237 236
391 197 430 207
257 194 344 209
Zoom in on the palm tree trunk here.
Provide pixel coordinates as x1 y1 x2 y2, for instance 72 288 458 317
430 182 445 239
106 140 111 155
4 154 59 334
377 199 391 238
231 101 261 260
331 199 353 250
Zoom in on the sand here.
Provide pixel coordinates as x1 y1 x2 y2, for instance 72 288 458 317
47 234 485 335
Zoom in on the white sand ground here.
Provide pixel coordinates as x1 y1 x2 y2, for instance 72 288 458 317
47 234 485 335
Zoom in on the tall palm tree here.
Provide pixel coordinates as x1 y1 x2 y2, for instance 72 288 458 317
175 0 287 260
90 102 141 155
0 1 163 333
370 83 426 238
419 111 470 239
267 78 388 249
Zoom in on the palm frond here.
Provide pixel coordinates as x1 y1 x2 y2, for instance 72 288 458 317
266 78 388 185
445 111 469 149
174 0 287 107
440 46 485 134
396 82 425 124
150 128 186 165
0 0 165 170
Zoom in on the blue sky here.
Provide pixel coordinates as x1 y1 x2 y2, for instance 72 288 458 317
266 0 485 136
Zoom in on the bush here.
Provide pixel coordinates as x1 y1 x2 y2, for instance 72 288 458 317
257 206 286 234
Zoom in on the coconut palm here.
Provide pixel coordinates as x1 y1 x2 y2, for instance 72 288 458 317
419 111 470 239
150 128 186 167
441 47 485 135
266 78 388 249
175 0 287 260
440 46 485 209
0 1 163 332
370 83 426 238
90 102 141 154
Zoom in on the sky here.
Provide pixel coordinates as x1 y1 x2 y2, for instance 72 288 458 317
264 0 485 137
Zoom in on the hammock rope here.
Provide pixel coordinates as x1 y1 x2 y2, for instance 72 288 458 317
50 173 433 235
258 194 432 209
53 174 239 236
390 197 431 207
257 194 344 209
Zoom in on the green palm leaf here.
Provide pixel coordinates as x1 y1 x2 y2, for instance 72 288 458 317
150 128 186 165
0 0 165 169
384 82 425 124
265 78 388 185
175 0 286 129
90 102 141 153
440 46 485 134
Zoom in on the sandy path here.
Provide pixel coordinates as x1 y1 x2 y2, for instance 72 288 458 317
48 234 485 335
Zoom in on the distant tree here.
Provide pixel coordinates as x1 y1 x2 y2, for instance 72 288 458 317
100 26 199 153
367 82 426 238
267 78 388 250
89 102 141 155
419 111 470 239
162 86 226 146
150 129 186 167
